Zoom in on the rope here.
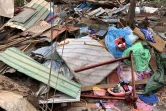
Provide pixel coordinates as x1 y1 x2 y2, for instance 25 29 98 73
122 42 151 72
45 1 55 110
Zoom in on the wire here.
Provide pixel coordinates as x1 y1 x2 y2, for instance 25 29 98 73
45 1 54 110
42 0 73 110
50 7 69 111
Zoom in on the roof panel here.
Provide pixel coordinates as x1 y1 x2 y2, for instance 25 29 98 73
11 7 37 23
4 0 50 31
0 47 81 98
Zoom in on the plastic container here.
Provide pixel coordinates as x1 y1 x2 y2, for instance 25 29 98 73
93 89 106 96
107 88 132 97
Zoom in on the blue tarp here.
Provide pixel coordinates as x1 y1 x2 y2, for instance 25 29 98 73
105 26 132 58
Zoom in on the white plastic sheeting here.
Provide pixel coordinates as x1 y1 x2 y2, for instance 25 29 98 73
0 0 14 18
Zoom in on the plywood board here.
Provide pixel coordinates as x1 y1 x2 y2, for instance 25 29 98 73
57 36 119 86
133 27 165 52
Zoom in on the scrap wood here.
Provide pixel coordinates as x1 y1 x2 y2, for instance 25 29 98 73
81 78 149 91
0 37 25 50
21 20 51 36
19 39 45 45
0 90 37 111
127 0 136 28
0 23 55 50
0 75 31 96
0 38 42 47
41 25 79 39
133 27 165 52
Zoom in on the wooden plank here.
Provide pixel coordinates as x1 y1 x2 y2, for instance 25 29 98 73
133 27 165 52
127 0 136 28
57 36 119 86
81 78 149 91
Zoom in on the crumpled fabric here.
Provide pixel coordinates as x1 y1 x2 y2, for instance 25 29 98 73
105 26 132 58
0 0 14 18
141 28 155 43
117 62 139 81
122 42 151 72
117 62 152 81
144 50 166 94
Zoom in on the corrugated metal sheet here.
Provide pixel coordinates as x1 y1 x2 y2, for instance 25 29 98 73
5 0 50 31
57 36 119 86
11 7 37 23
25 21 51 34
0 47 81 98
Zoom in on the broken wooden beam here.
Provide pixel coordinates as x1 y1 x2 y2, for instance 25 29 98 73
127 0 136 28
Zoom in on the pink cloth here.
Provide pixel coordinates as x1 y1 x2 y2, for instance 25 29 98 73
117 62 139 81
103 100 120 111
117 62 152 81
135 98 153 111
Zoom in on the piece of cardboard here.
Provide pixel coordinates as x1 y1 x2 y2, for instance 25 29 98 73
107 70 119 84
133 27 165 52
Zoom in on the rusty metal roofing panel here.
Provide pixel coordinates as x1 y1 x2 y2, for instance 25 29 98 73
24 21 51 34
4 0 50 31
0 47 81 98
42 25 79 39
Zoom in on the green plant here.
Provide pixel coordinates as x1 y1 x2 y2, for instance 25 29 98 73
17 0 24 7
152 0 166 5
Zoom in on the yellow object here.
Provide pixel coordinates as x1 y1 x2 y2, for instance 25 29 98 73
93 86 103 91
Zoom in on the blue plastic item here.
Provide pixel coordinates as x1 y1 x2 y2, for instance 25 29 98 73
105 26 132 58
89 29 95 35
78 2 94 9
141 28 155 43
78 2 88 9
139 94 158 104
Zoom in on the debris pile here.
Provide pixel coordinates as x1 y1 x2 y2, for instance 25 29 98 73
0 0 166 110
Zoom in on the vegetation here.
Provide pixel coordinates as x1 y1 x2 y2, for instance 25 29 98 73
15 0 24 7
